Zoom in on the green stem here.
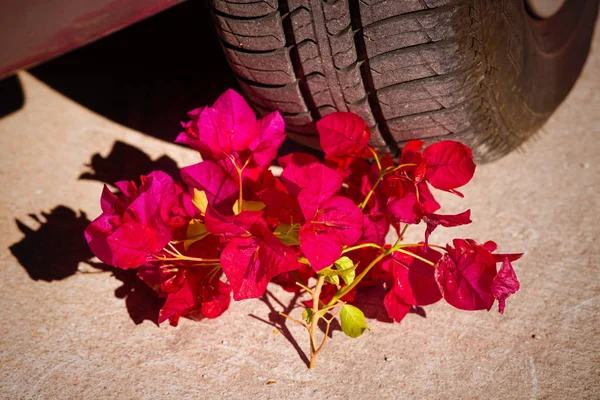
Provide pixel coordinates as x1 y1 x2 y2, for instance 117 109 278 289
317 302 340 315
399 223 409 241
359 163 418 211
153 254 220 263
359 174 384 210
394 248 436 266
389 163 417 173
342 242 383 254
327 249 392 307
395 242 448 252
327 241 442 306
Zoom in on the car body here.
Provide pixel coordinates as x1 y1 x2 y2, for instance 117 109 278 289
0 0 183 79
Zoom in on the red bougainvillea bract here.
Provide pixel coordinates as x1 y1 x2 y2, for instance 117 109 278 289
85 89 522 368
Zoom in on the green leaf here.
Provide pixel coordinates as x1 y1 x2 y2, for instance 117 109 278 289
318 256 356 286
183 219 209 251
335 256 354 270
317 266 340 277
233 199 266 215
339 304 369 338
274 223 300 246
325 275 340 286
335 257 356 286
302 308 314 324
191 189 208 215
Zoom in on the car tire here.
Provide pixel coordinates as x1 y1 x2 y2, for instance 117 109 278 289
208 0 598 161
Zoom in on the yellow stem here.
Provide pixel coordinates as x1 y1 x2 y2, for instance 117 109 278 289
315 319 331 354
295 281 314 295
309 275 326 369
368 147 382 171
359 174 384 210
359 163 417 211
389 163 417 173
167 242 183 256
237 168 243 214
342 242 383 254
394 248 436 267
327 250 391 306
279 312 308 329
152 254 220 263
399 223 409 240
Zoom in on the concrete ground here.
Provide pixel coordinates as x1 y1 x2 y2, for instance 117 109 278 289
1 18 599 400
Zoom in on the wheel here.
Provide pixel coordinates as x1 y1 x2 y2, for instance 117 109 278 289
208 0 598 162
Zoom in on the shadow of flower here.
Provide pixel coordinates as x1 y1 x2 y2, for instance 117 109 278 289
80 140 180 184
10 206 162 325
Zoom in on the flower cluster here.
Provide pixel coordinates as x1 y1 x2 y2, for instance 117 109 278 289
86 89 522 368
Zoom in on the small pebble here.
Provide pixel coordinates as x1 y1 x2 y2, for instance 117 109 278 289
266 381 276 386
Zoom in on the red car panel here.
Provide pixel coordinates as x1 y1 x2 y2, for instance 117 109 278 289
0 0 184 79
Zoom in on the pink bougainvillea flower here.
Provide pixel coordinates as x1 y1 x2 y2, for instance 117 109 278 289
180 160 238 213
423 209 472 245
175 89 257 160
435 239 520 313
491 258 521 314
220 220 298 300
358 212 388 246
104 222 164 269
279 153 341 202
176 89 287 171
295 163 343 218
418 182 441 214
316 112 374 177
159 182 198 230
478 241 524 264
249 111 286 166
209 89 258 153
85 100 524 367
422 141 476 192
204 206 263 238
159 269 231 326
258 186 303 226
278 152 320 171
386 187 471 246
399 140 424 165
85 171 175 269
397 140 428 183
158 274 198 326
386 191 422 225
382 247 442 322
292 159 361 272
299 196 363 271
197 278 232 319
299 226 343 273
203 204 298 301
435 238 497 311
317 111 371 158
158 265 187 294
